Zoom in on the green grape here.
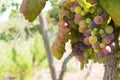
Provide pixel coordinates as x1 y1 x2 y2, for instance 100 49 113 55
79 20 88 29
71 0 76 2
94 49 100 53
93 28 98 32
99 29 104 34
79 27 86 33
89 35 98 44
90 7 96 13
74 6 82 14
105 25 113 34
86 18 92 24
100 34 106 38
81 11 86 16
100 43 106 48
91 31 96 35
84 8 90 13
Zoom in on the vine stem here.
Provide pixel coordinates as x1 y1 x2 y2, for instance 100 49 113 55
39 12 57 80
103 27 120 80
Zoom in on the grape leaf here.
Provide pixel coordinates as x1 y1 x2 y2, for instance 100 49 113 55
100 0 120 26
20 0 47 22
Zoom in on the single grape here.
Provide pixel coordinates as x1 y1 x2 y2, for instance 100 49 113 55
74 6 82 14
84 37 91 45
99 29 104 35
89 21 97 28
102 36 111 44
81 11 86 16
84 8 90 13
98 51 105 58
74 13 83 24
90 6 96 13
101 34 106 38
79 27 86 33
91 31 96 35
109 42 116 49
101 12 109 21
105 25 113 34
91 42 100 50
79 43 88 51
102 46 112 55
72 43 79 49
90 0 98 5
83 29 91 37
102 34 115 44
76 49 83 56
93 28 98 32
94 49 100 53
71 0 76 2
100 43 106 48
70 2 79 9
96 7 104 15
86 18 92 24
107 34 115 41
89 35 98 44
94 16 103 24
79 20 88 28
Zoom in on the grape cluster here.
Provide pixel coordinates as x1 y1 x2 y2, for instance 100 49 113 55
51 0 117 64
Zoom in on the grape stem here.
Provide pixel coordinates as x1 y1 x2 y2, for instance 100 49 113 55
103 25 120 80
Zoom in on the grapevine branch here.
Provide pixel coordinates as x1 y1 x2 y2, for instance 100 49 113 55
58 54 72 80
39 12 57 80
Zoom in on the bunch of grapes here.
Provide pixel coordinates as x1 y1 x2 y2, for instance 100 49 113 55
51 0 117 64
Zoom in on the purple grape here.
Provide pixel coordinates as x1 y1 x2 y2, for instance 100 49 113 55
83 29 91 37
102 34 114 44
107 34 115 41
70 2 79 10
101 12 109 21
102 46 112 55
102 36 111 44
78 34 85 42
109 42 116 49
98 51 105 58
76 49 83 56
72 43 79 49
79 43 88 51
89 21 97 28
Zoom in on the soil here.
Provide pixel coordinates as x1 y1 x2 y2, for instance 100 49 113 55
33 58 104 80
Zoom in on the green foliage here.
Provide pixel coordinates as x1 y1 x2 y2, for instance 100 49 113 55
31 32 48 68
100 0 120 26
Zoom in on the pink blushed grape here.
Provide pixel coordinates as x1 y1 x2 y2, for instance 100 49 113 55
94 16 103 24
98 51 105 58
102 46 112 55
110 42 116 49
84 37 91 45
83 29 91 37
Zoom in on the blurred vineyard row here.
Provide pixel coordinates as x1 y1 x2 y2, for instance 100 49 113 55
0 1 59 79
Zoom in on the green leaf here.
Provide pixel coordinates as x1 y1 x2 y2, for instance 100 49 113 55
115 51 120 58
100 0 120 26
20 0 47 22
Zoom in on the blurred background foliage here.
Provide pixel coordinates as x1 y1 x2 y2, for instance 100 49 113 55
0 0 59 80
